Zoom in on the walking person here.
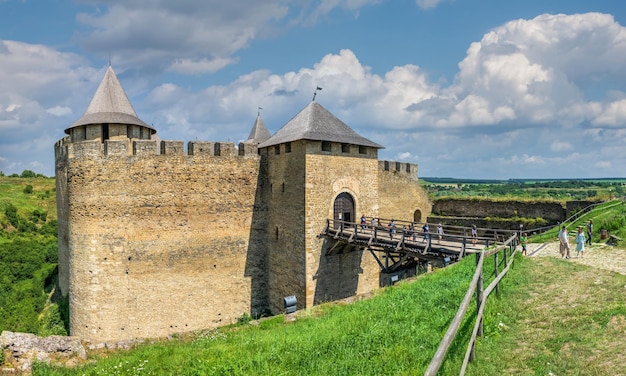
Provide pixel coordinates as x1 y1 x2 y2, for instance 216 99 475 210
520 232 528 256
360 214 367 230
558 225 571 259
388 219 396 240
436 223 444 244
422 222 430 242
576 226 586 258
586 219 593 246
471 224 478 245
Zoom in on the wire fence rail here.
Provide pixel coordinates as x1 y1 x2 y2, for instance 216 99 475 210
424 233 519 376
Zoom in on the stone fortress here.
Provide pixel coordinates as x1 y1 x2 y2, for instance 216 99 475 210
54 66 431 342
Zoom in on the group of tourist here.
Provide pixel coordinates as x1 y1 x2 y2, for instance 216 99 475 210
519 219 594 259
558 219 593 259
358 215 445 243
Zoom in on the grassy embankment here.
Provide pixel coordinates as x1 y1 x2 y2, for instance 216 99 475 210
2 176 624 374
35 247 626 375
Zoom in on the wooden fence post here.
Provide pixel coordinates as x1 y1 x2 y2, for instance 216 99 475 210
476 252 483 337
494 251 500 297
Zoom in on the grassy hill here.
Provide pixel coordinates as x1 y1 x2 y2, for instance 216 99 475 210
34 250 626 375
0 176 65 336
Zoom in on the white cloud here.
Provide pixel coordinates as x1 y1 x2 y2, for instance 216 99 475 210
74 1 384 73
550 141 573 153
46 106 73 117
415 0 448 10
413 12 626 130
395 152 413 160
3 10 626 179
167 57 239 75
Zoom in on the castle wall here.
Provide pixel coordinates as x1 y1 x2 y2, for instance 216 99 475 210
59 139 268 342
57 136 434 342
377 160 432 223
54 137 71 297
431 198 565 222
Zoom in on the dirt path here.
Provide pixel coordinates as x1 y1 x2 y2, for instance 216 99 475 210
526 240 626 275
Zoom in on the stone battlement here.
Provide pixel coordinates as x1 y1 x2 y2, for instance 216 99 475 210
55 137 261 160
378 160 419 180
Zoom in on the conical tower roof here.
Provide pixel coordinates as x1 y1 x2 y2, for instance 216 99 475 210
65 66 154 134
258 101 383 149
245 114 271 144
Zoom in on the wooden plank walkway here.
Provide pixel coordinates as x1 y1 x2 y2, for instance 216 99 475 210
320 219 515 272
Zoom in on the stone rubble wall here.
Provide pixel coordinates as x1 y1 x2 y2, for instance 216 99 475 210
1 331 86 373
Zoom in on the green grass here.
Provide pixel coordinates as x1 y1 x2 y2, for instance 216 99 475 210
34 249 523 375
465 256 626 375
36 248 626 376
33 255 478 375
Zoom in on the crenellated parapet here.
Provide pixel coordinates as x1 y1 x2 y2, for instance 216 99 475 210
56 139 262 160
378 160 419 180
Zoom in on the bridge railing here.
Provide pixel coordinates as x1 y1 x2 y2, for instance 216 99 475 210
424 233 519 376
324 217 516 252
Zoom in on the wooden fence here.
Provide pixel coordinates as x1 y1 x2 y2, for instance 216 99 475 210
424 233 519 376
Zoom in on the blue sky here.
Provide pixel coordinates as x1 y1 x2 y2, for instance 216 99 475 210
1 0 626 179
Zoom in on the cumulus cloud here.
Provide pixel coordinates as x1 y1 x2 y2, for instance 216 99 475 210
409 13 626 130
3 9 626 179
75 1 382 73
0 40 96 175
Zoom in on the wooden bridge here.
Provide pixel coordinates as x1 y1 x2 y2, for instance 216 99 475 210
320 218 519 274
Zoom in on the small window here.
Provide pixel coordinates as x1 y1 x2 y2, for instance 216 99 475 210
282 182 285 192
274 145 280 155
341 143 350 153
285 142 292 153
322 141 332 152
359 146 367 154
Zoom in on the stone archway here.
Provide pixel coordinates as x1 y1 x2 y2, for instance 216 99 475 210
413 209 422 223
333 192 355 228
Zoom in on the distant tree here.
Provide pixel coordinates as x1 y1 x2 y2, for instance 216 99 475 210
4 203 19 228
20 170 36 178
23 184 33 194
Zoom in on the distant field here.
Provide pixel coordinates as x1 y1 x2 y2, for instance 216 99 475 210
421 177 625 201
0 176 57 223
421 177 626 184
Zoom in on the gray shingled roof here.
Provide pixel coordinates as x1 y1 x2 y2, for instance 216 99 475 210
65 66 154 134
258 102 383 149
245 114 271 144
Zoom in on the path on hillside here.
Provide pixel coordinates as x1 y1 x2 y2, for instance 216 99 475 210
526 241 626 275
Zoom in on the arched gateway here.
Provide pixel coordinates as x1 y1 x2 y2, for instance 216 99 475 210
333 192 355 227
